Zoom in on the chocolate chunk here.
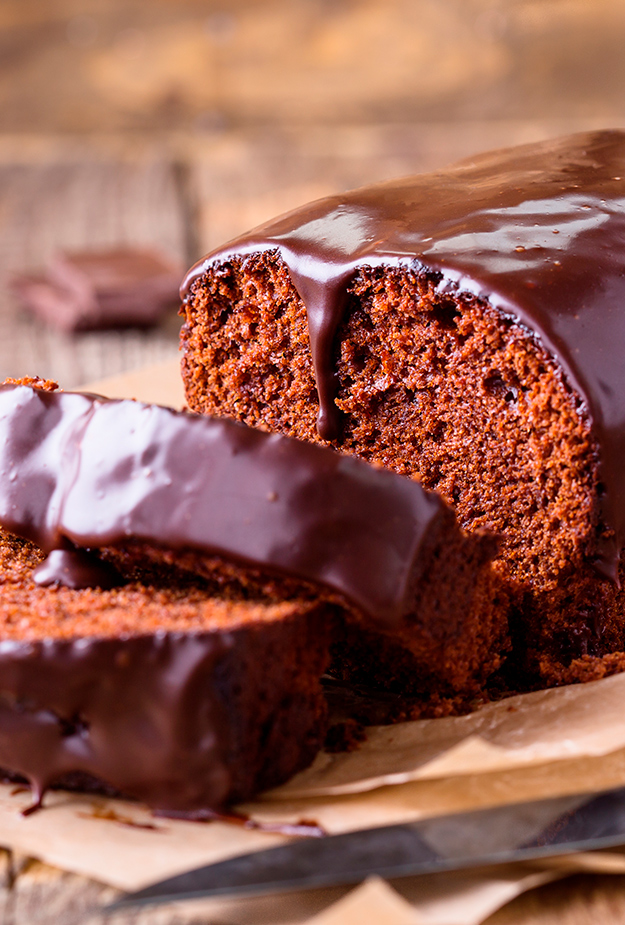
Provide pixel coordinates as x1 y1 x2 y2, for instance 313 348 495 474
11 247 181 332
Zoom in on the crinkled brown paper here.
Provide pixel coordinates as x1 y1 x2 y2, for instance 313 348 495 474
4 359 625 925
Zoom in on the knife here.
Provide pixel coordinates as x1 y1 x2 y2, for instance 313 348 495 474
106 784 625 912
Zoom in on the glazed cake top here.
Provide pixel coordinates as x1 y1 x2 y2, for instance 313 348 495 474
0 382 455 627
183 129 625 577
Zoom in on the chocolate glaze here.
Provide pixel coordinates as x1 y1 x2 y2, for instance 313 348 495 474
182 129 625 577
0 383 451 627
0 633 232 811
33 548 123 590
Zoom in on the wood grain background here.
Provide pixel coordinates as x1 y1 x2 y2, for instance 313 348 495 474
1 1 625 921
1 0 625 132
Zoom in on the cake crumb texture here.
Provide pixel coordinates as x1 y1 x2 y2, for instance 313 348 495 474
182 252 625 687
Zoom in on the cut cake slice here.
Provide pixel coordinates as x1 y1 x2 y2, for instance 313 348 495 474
0 527 330 814
0 377 504 739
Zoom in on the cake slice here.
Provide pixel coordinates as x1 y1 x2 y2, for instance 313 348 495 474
0 527 330 815
0 379 504 709
180 129 625 687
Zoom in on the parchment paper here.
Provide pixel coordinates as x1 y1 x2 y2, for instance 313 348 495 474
269 672 625 798
2 359 625 925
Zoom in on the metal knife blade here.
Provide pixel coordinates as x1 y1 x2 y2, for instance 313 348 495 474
106 784 625 912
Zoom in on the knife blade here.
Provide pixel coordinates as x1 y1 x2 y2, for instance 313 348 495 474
106 784 625 912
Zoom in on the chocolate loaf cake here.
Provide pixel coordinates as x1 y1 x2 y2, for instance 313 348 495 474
0 380 504 701
180 129 625 687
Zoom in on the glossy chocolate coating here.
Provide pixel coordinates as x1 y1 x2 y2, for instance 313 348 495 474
0 383 449 627
0 602 329 812
182 129 625 576
32 548 123 590
0 632 232 810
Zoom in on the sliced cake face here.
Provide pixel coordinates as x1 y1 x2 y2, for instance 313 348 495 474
0 530 330 813
181 253 596 591
180 130 625 681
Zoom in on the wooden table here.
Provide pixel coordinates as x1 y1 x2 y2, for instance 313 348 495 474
0 854 622 925
2 122 625 923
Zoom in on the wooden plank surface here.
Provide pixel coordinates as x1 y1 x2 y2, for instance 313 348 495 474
1 0 625 133
0 144 186 388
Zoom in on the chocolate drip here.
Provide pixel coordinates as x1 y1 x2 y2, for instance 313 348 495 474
33 548 122 590
182 129 625 577
0 383 450 627
284 253 357 441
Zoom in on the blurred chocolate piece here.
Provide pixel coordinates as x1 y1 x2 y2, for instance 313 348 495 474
11 248 181 332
